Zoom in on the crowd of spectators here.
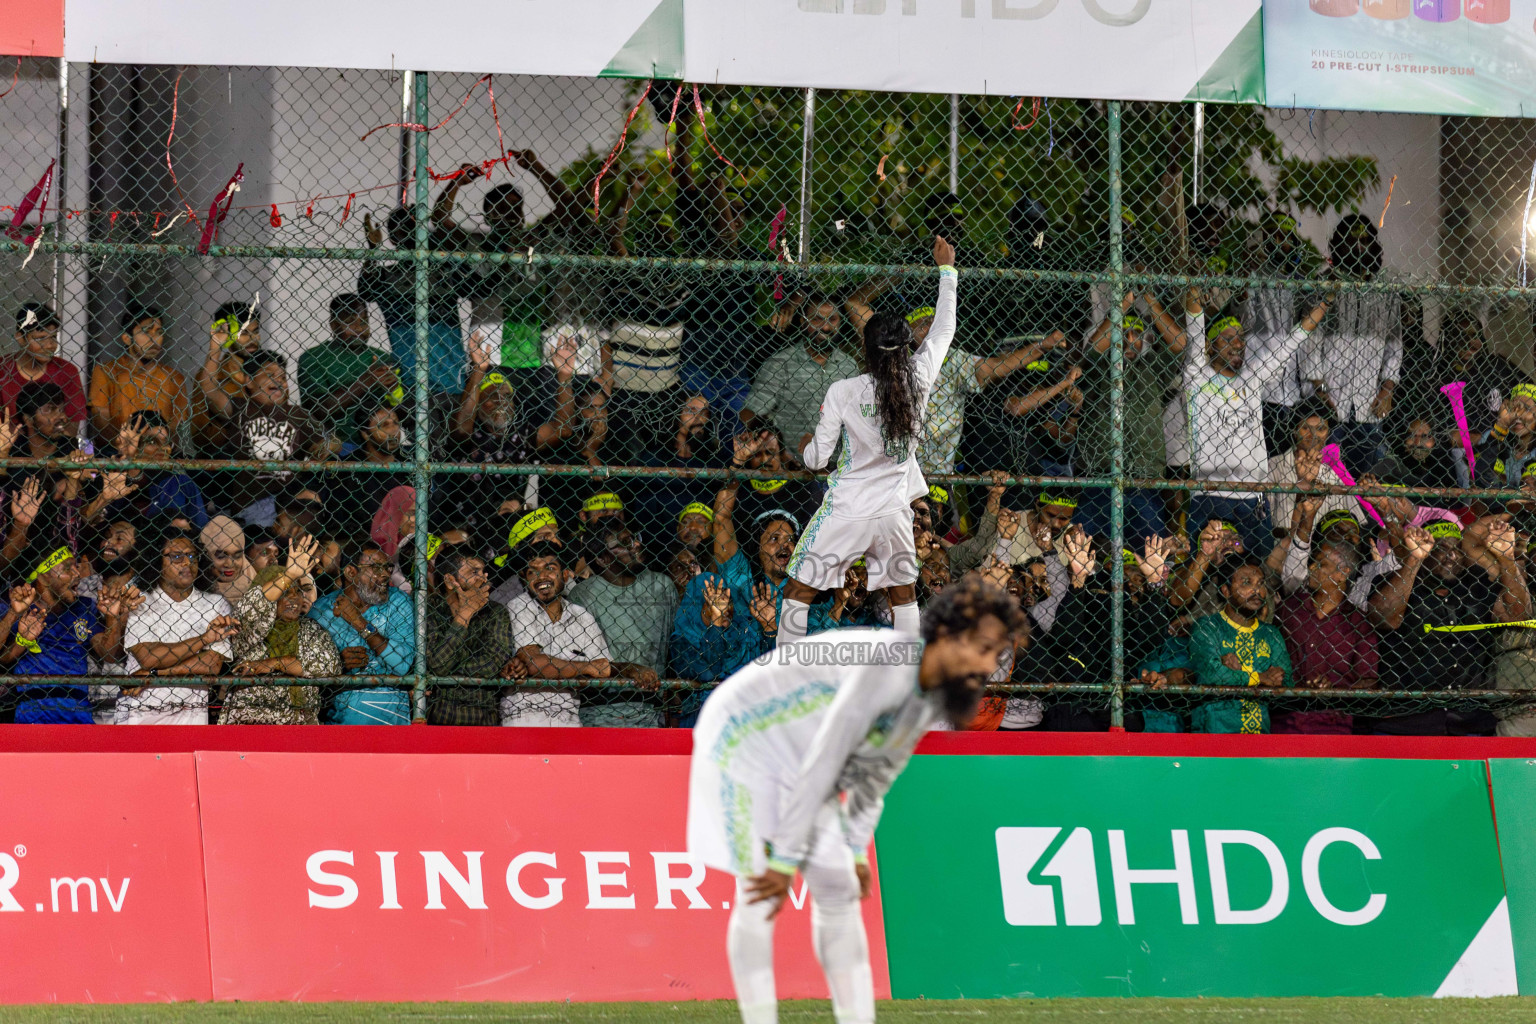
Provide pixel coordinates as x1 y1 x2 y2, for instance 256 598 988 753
4 161 1536 737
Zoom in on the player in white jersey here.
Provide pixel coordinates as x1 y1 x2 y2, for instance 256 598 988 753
688 576 1025 1024
778 236 959 644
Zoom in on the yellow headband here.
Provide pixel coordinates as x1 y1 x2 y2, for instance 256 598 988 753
214 315 244 348
479 372 509 393
678 502 715 523
582 491 624 513
28 546 73 583
1513 383 1536 402
749 478 787 494
927 484 949 505
1206 316 1242 342
1122 548 1139 568
425 534 442 561
1036 492 1077 509
1121 315 1146 334
1426 520 1463 541
508 507 557 549
906 306 936 325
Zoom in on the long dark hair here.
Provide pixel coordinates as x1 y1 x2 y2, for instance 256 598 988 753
862 312 922 453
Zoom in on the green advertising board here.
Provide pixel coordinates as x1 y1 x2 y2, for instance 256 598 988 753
1489 759 1536 995
877 756 1512 998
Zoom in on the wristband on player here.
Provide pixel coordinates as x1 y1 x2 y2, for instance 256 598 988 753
765 856 799 877
852 851 869 867
938 265 957 277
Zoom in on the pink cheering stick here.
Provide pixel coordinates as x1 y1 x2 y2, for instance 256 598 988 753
1439 381 1476 481
1319 443 1387 529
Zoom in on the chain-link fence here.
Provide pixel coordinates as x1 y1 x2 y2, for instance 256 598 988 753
2 59 1536 733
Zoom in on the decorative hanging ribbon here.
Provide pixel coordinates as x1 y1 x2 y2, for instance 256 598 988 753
692 85 745 184
1439 381 1476 482
591 81 651 219
1377 173 1398 230
269 204 282 228
766 204 789 301
0 57 20 100
8 159 54 244
360 73 493 142
339 192 354 227
1318 443 1387 530
166 70 201 228
1012 96 1042 131
197 164 244 254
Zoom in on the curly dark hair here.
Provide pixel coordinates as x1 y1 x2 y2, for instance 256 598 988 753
921 574 1027 643
862 312 922 453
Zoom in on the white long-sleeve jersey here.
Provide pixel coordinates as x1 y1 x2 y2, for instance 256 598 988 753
689 629 940 873
801 267 958 520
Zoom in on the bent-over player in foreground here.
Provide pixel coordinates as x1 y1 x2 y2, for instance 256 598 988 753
778 235 960 644
688 576 1025 1024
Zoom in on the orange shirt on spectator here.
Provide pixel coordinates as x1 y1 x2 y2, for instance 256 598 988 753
89 355 190 440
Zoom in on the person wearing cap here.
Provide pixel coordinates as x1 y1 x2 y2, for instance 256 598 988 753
1186 556 1294 734
1303 216 1401 474
0 545 141 722
1183 283 1333 557
738 292 858 458
440 340 578 534
0 302 85 429
1475 383 1536 489
1366 517 1528 734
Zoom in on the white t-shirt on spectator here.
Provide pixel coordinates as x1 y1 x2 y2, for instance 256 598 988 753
502 594 610 727
117 587 233 725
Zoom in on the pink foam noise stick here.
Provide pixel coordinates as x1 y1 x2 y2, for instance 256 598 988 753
1440 381 1476 481
1319 443 1387 529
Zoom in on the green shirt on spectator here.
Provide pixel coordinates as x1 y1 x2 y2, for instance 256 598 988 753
568 569 678 675
297 341 401 424
1187 610 1293 734
745 343 858 448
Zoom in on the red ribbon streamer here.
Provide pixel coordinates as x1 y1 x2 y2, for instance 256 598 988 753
0 58 21 101
269 204 282 228
591 81 652 219
766 204 789 300
360 73 492 143
1012 96 1042 131
197 164 244 255
692 85 745 183
305 200 315 221
8 160 55 243
340 192 355 226
166 70 201 227
664 83 684 165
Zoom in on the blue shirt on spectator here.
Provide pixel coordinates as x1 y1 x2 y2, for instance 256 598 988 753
308 587 416 678
0 596 102 723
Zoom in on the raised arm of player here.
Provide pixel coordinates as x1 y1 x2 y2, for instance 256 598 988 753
910 236 959 393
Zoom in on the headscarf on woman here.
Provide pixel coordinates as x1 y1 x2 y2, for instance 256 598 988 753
200 515 255 601
224 563 341 725
371 486 416 559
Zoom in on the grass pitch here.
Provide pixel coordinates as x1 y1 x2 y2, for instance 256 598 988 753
5 1000 1536 1024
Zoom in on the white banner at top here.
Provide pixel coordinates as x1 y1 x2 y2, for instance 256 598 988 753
61 0 684 79
684 0 1264 102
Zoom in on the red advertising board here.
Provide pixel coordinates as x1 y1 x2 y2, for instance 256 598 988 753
0 0 64 57
194 751 891 1003
0 753 212 1003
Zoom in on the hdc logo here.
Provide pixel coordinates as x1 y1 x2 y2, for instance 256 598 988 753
797 0 1152 27
995 826 1386 927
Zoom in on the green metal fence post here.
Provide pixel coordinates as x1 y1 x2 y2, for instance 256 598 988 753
1107 100 1126 731
410 70 431 724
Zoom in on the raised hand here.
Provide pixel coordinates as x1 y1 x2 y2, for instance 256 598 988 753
286 533 320 578
550 334 579 382
15 606 45 642
933 234 957 268
701 576 732 627
997 507 1021 542
0 408 18 456
1138 535 1173 582
1402 525 1434 563
1488 519 1518 561
363 211 384 248
468 328 495 374
1295 447 1321 485
117 413 145 458
7 583 34 615
201 615 241 646
1061 527 1096 583
98 581 144 619
979 554 1011 591
1196 518 1225 560
750 583 778 633
11 476 43 528
509 149 538 170
99 471 139 505
732 431 765 467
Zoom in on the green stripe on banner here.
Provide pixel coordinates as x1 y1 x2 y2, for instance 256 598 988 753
876 755 1510 998
600 0 684 80
1489 759 1536 994
1187 9 1266 105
